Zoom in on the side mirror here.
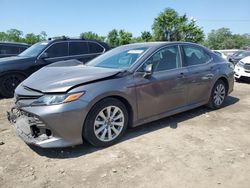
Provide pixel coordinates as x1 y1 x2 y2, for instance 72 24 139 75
143 64 153 79
39 52 49 59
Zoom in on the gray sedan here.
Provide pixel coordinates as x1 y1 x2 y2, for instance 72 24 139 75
7 42 234 148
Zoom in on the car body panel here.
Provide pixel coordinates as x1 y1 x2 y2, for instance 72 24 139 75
7 42 235 148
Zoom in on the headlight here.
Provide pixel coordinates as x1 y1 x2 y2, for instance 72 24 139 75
31 92 84 106
237 61 244 68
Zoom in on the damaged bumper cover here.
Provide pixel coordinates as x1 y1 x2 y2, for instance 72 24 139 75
7 99 89 148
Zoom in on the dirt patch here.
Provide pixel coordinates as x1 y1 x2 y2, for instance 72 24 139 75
0 82 250 188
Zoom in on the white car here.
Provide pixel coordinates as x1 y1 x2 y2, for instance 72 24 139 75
234 56 250 81
213 50 227 60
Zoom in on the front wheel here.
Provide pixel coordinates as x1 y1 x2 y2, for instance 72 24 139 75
83 98 128 147
207 80 227 109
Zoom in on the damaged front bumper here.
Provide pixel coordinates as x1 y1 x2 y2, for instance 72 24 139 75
7 108 62 148
7 100 88 148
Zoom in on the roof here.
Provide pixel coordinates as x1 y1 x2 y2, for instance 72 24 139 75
118 41 204 49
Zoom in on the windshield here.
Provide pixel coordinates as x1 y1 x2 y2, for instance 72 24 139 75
86 46 148 69
19 42 48 57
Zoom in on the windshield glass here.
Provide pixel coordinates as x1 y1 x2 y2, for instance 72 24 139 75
86 46 148 69
19 42 48 57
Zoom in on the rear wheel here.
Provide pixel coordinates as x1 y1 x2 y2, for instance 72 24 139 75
83 98 128 147
0 74 25 98
207 80 227 109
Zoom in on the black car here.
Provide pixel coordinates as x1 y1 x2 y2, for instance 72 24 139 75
0 42 29 58
228 50 250 65
0 38 110 98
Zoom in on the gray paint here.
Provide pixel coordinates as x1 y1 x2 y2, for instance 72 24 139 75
8 42 234 148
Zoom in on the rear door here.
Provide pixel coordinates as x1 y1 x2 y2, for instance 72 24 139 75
134 45 188 120
69 41 89 63
181 44 214 105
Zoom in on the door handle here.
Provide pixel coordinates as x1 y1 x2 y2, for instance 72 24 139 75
206 74 214 79
177 72 185 78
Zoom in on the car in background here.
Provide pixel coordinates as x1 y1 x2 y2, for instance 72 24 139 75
0 38 110 98
228 50 250 65
234 56 250 81
0 42 29 58
7 42 234 148
212 50 227 60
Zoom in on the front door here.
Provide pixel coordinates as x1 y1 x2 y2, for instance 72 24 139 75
33 42 69 72
134 45 188 120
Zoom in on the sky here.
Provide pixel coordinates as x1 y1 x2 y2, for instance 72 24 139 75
1 0 250 38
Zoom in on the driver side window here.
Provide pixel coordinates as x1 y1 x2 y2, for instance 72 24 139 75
45 42 68 58
139 45 181 72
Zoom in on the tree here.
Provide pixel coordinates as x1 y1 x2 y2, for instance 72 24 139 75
80 31 105 42
141 31 152 42
6 29 24 42
0 32 8 41
39 31 47 41
24 33 41 44
107 29 119 47
119 30 133 45
205 28 250 49
152 8 204 43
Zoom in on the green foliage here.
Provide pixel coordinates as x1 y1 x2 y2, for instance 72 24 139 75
119 30 133 45
80 31 105 42
141 31 152 42
205 28 250 49
6 29 24 42
152 8 204 43
107 29 119 47
107 29 133 47
0 29 47 44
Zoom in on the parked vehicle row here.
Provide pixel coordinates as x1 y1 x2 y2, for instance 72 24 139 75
228 50 250 65
0 42 29 58
7 42 234 148
0 38 110 98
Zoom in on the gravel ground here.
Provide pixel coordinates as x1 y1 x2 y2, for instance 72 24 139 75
0 82 250 188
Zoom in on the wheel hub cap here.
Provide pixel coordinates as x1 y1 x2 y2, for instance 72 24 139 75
213 84 226 106
94 106 124 142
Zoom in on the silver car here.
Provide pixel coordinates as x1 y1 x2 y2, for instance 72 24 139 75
7 42 234 148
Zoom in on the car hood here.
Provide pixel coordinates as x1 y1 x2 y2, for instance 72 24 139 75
22 60 123 93
0 56 34 65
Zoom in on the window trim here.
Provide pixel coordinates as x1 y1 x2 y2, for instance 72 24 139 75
69 41 89 56
87 41 105 54
135 44 184 74
37 41 69 59
180 44 213 68
37 41 106 60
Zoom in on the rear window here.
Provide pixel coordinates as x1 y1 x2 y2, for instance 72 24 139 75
69 42 89 55
19 46 28 53
88 42 104 53
0 45 20 55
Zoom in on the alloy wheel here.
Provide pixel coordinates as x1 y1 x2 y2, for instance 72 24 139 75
213 83 226 106
94 106 125 142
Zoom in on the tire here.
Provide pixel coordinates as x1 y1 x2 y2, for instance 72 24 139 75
207 80 227 109
0 74 25 98
83 98 128 147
